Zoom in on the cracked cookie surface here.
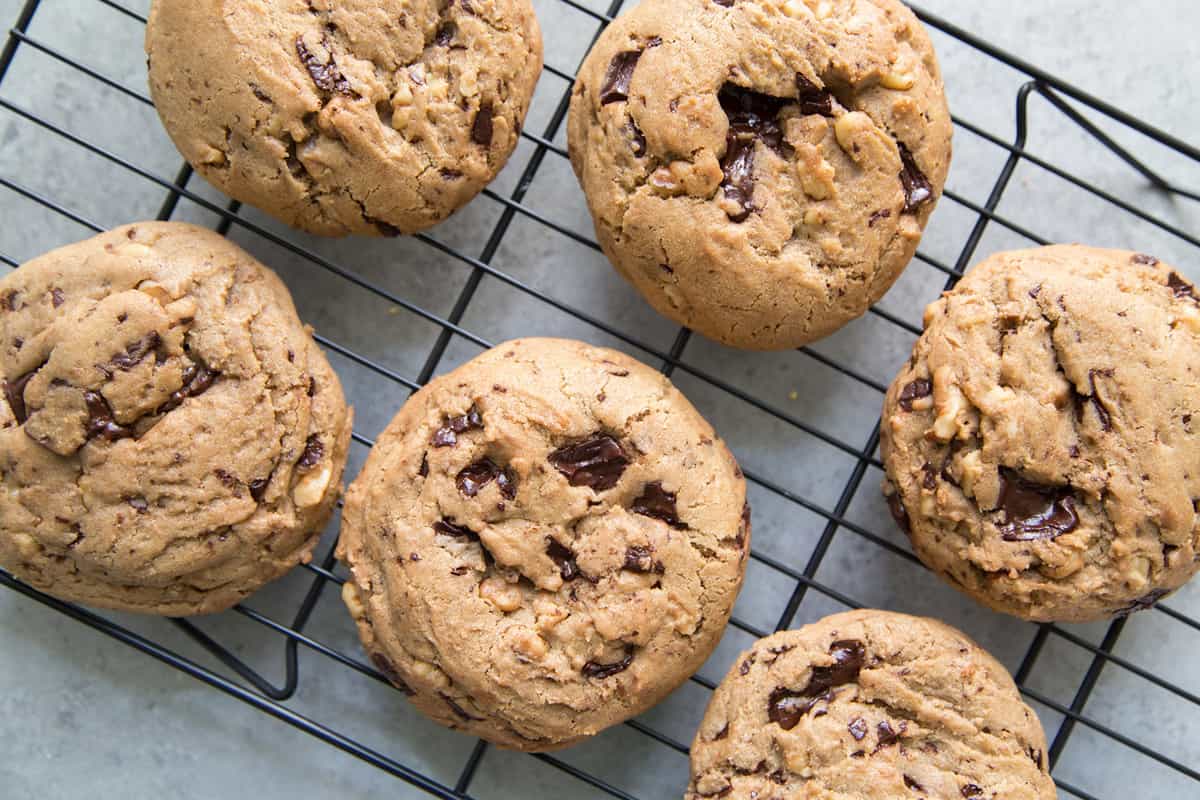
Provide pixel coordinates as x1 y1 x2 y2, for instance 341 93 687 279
687 610 1054 800
566 0 951 350
336 338 749 750
0 222 353 615
882 246 1200 622
146 0 542 236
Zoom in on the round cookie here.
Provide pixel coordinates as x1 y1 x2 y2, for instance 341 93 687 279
687 610 1054 800
882 246 1200 622
337 338 749 750
146 0 542 236
567 0 951 350
0 222 353 615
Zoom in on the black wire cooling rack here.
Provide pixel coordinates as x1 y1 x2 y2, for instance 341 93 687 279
2 0 1199 797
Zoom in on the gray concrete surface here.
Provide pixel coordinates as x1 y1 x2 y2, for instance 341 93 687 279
1 0 1198 797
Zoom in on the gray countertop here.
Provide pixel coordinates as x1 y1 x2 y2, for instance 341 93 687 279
1 0 1198 797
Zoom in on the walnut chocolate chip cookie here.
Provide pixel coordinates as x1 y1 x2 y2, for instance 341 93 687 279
567 0 951 350
337 338 749 750
687 610 1054 800
0 223 352 615
882 246 1200 622
146 0 542 236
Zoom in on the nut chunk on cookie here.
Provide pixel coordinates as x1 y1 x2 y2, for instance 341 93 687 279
882 245 1200 622
336 338 750 750
146 0 543 236
688 610 1055 800
0 223 353 615
567 0 951 350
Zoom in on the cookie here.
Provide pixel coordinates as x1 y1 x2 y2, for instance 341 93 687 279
146 0 542 236
687 609 1054 800
567 0 951 350
882 246 1200 622
337 338 749 750
0 222 353 615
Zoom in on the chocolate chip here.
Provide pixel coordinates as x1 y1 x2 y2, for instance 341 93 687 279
717 84 789 223
1132 253 1160 266
418 453 429 477
739 654 755 675
0 290 19 311
449 565 470 576
795 73 834 117
961 784 983 798
456 457 505 497
767 639 865 730
110 332 162 370
432 405 483 447
548 433 629 490
646 36 662 47
297 434 324 470
582 648 634 679
713 0 734 6
996 468 1078 541
50 288 65 308
1027 746 1043 768
214 469 239 490
736 502 751 548
1086 369 1112 432
898 378 932 411
441 693 480 721
471 102 494 147
1168 271 1197 301
251 84 272 103
868 208 892 227
127 496 148 513
295 36 353 95
434 518 478 540
1117 587 1170 615
496 468 516 500
874 719 905 751
3 364 41 424
921 463 938 490
249 477 270 502
157 363 218 414
84 390 134 442
623 545 665 574
600 50 642 105
370 653 415 695
897 142 933 213
546 537 580 581
628 119 647 156
887 492 911 535
904 775 924 793
848 717 867 740
631 481 686 528
712 722 729 740
435 21 456 46
1029 284 1043 299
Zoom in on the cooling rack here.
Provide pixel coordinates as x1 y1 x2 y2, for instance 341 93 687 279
1 0 1198 797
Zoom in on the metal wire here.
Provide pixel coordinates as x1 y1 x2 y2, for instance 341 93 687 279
2 0 1198 797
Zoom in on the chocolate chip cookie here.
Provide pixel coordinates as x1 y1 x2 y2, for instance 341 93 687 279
567 0 951 350
0 222 353 615
146 0 542 236
882 246 1200 622
337 338 749 750
687 610 1054 800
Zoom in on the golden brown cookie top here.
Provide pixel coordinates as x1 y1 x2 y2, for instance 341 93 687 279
0 222 352 615
688 610 1054 800
882 245 1200 622
146 0 543 236
337 337 749 750
567 0 951 349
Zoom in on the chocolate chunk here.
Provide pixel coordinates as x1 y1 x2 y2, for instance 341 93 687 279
767 640 865 730
548 434 629 490
713 0 734 6
1168 271 1197 300
898 378 932 411
600 50 642 105
887 492 911 535
249 477 270 502
50 288 65 308
1132 253 1160 266
127 496 148 513
110 332 162 370
897 142 933 213
921 463 938 490
370 652 415 695
996 468 1078 541
904 775 924 793
418 452 429 477
581 648 634 679
3 365 41 424
628 119 647 156
795 73 834 117
441 693 480 721
471 102 494 147
874 719 905 750
1117 587 1170 615
456 457 505 497
157 363 218 414
632 481 686 528
295 36 353 95
435 21 456 46
623 544 665 574
432 406 483 447
546 537 580 581
961 784 983 798
496 468 516 500
297 434 324 469
84 391 134 442
717 84 789 223
848 717 867 740
434 518 478 540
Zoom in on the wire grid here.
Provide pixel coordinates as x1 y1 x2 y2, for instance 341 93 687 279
1 0 1198 797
